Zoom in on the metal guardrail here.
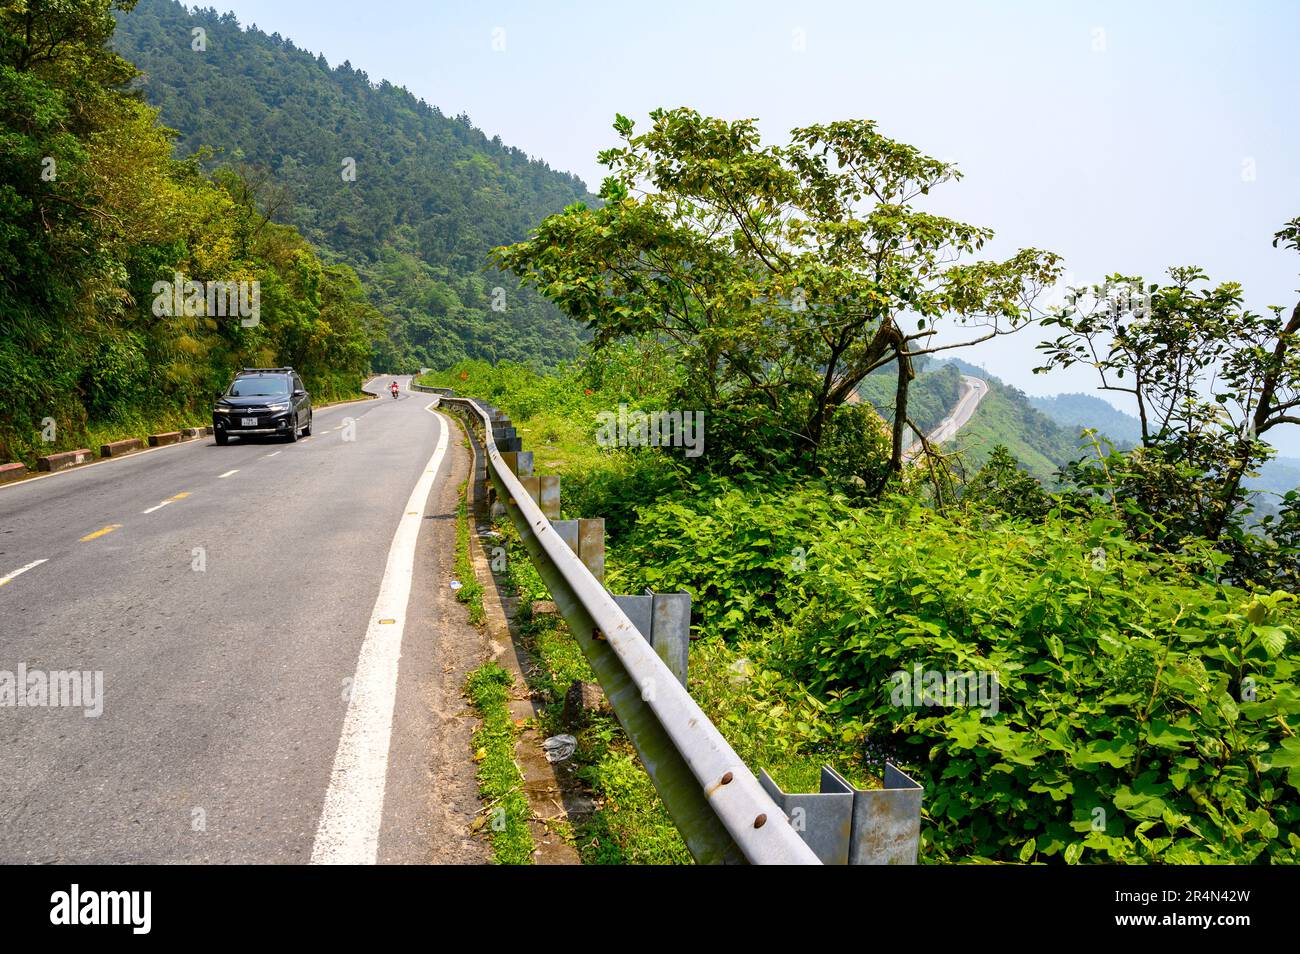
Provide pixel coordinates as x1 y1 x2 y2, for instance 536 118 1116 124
418 384 820 864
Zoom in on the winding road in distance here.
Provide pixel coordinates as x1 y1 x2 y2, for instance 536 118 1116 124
846 372 990 460
905 374 989 459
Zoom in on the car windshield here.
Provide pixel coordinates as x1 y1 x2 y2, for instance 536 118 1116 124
227 375 289 397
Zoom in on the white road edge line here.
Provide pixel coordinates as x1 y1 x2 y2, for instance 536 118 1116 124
142 500 173 514
310 408 449 864
0 558 49 588
218 469 239 478
264 451 281 458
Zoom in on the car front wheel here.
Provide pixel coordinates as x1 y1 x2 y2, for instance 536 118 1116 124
286 415 299 442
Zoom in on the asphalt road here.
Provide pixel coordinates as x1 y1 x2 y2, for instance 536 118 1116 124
905 374 988 459
0 377 487 863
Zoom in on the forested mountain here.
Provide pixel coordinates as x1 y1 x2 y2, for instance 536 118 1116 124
112 0 594 369
1029 385 1300 494
0 0 377 465
1029 392 1142 447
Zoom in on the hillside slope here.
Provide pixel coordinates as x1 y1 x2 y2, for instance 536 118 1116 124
1029 393 1142 448
113 0 593 369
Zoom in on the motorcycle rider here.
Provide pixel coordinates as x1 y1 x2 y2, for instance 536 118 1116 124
390 380 399 399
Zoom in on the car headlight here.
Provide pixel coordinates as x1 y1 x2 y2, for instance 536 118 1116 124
267 402 290 412
214 406 233 414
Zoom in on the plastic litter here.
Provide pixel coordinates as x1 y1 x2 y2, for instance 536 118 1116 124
542 734 578 762
728 657 754 684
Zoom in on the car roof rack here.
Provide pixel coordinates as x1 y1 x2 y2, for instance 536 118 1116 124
238 367 295 373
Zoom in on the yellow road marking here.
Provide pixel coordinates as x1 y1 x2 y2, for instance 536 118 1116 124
169 492 191 501
79 524 121 542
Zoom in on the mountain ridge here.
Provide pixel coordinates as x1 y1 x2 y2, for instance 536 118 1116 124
112 0 594 370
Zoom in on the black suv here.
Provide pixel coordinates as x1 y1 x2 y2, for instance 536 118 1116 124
212 368 313 445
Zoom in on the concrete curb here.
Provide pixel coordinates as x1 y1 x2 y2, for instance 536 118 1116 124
37 448 93 472
0 462 27 484
148 431 181 447
100 438 144 458
316 393 380 410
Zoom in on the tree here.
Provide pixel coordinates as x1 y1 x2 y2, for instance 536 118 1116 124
0 1 379 461
1037 220 1300 554
962 445 1051 520
491 108 1061 476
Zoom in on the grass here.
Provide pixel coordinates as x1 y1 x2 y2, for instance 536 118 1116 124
453 481 486 625
496 519 692 865
465 662 535 864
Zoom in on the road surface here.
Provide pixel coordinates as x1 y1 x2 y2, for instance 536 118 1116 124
0 377 487 863
908 374 989 456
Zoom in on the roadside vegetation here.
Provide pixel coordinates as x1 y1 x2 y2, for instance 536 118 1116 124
453 481 486 625
427 350 1300 864
464 662 534 865
423 108 1300 864
1 1 376 467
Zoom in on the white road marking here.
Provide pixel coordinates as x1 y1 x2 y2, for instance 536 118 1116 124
311 410 450 865
264 451 281 458
142 491 190 514
0 559 48 588
218 469 239 478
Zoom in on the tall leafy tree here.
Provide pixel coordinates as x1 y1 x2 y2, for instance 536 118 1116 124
0 0 377 462
492 108 1061 474
1038 219 1300 559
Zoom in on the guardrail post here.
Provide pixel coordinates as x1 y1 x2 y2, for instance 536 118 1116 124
841 764 923 865
517 476 539 512
538 474 560 519
553 519 580 554
760 763 922 865
513 475 559 519
613 590 690 687
499 450 533 477
578 518 605 584
758 768 853 865
552 518 605 583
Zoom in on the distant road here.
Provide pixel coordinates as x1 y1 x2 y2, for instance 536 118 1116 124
904 374 988 460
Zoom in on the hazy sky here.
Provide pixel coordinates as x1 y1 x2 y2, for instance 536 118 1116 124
163 0 1300 448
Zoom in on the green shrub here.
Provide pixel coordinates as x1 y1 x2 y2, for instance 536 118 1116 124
780 503 1300 863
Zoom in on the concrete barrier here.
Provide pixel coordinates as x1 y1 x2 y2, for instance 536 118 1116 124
100 438 144 458
180 427 208 440
148 431 181 447
36 449 92 472
0 462 27 484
